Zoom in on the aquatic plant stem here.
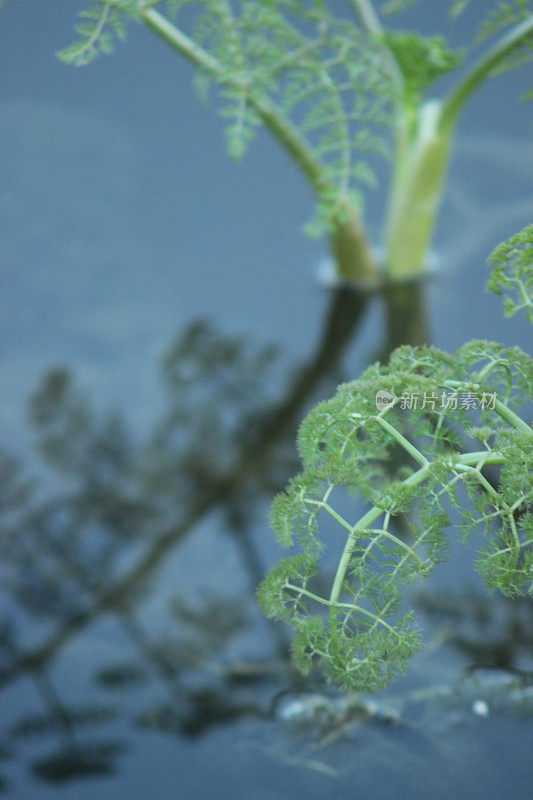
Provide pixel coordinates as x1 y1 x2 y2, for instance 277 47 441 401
139 6 378 286
445 379 533 434
373 415 429 467
328 450 506 608
384 16 533 282
348 0 383 36
347 0 405 99
440 15 533 130
384 99 453 281
492 398 533 434
285 584 403 637
0 286 369 690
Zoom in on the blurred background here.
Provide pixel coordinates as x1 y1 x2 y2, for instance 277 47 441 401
0 3 532 798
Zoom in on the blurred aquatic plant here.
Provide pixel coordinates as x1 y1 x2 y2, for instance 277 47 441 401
0 320 297 787
0 284 366 693
0 300 366 785
54 0 533 286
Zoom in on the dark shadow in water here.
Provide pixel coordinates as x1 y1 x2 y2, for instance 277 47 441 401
382 278 430 358
0 284 374 787
0 282 530 794
0 286 369 684
416 587 533 669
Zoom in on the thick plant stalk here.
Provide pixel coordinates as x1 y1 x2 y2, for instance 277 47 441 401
382 279 430 353
440 15 533 130
104 4 532 289
330 205 381 288
384 100 452 281
384 15 533 282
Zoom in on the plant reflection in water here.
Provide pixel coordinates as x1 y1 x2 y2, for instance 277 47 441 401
0 287 369 784
0 284 530 790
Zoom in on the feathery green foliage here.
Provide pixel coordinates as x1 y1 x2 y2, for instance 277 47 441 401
54 1 533 282
259 230 533 692
475 1 533 75
381 32 462 106
60 0 398 231
477 0 532 42
57 2 140 66
258 337 533 692
487 224 533 323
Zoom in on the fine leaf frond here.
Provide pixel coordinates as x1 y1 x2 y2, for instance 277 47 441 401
381 32 463 105
62 0 399 227
474 1 533 75
57 2 141 66
476 0 532 43
176 0 397 226
259 339 533 692
61 0 532 239
487 224 533 323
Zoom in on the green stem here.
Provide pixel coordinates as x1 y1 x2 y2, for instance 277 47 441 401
329 208 380 287
445 379 533 434
373 415 429 467
493 398 533 435
383 15 533 282
347 0 383 35
328 450 505 606
140 9 324 186
285 584 402 637
84 3 110 55
140 6 378 287
304 499 356 533
347 0 405 100
364 527 426 566
304 499 425 566
440 16 533 131
453 463 501 500
384 99 453 281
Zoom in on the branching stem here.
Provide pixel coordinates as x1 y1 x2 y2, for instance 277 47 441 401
445 379 533 434
373 415 429 467
284 583 402 637
139 6 378 286
384 15 533 281
328 450 506 607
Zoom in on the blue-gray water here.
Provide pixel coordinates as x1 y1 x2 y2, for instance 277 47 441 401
0 3 532 799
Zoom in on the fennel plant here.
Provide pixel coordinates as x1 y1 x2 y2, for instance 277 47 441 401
57 0 533 286
51 1 533 693
258 226 533 693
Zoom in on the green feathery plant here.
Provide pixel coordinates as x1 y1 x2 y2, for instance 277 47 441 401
258 226 533 693
487 223 533 324
52 0 532 286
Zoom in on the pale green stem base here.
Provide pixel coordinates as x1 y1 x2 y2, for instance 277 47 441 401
384 100 452 281
330 207 381 289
